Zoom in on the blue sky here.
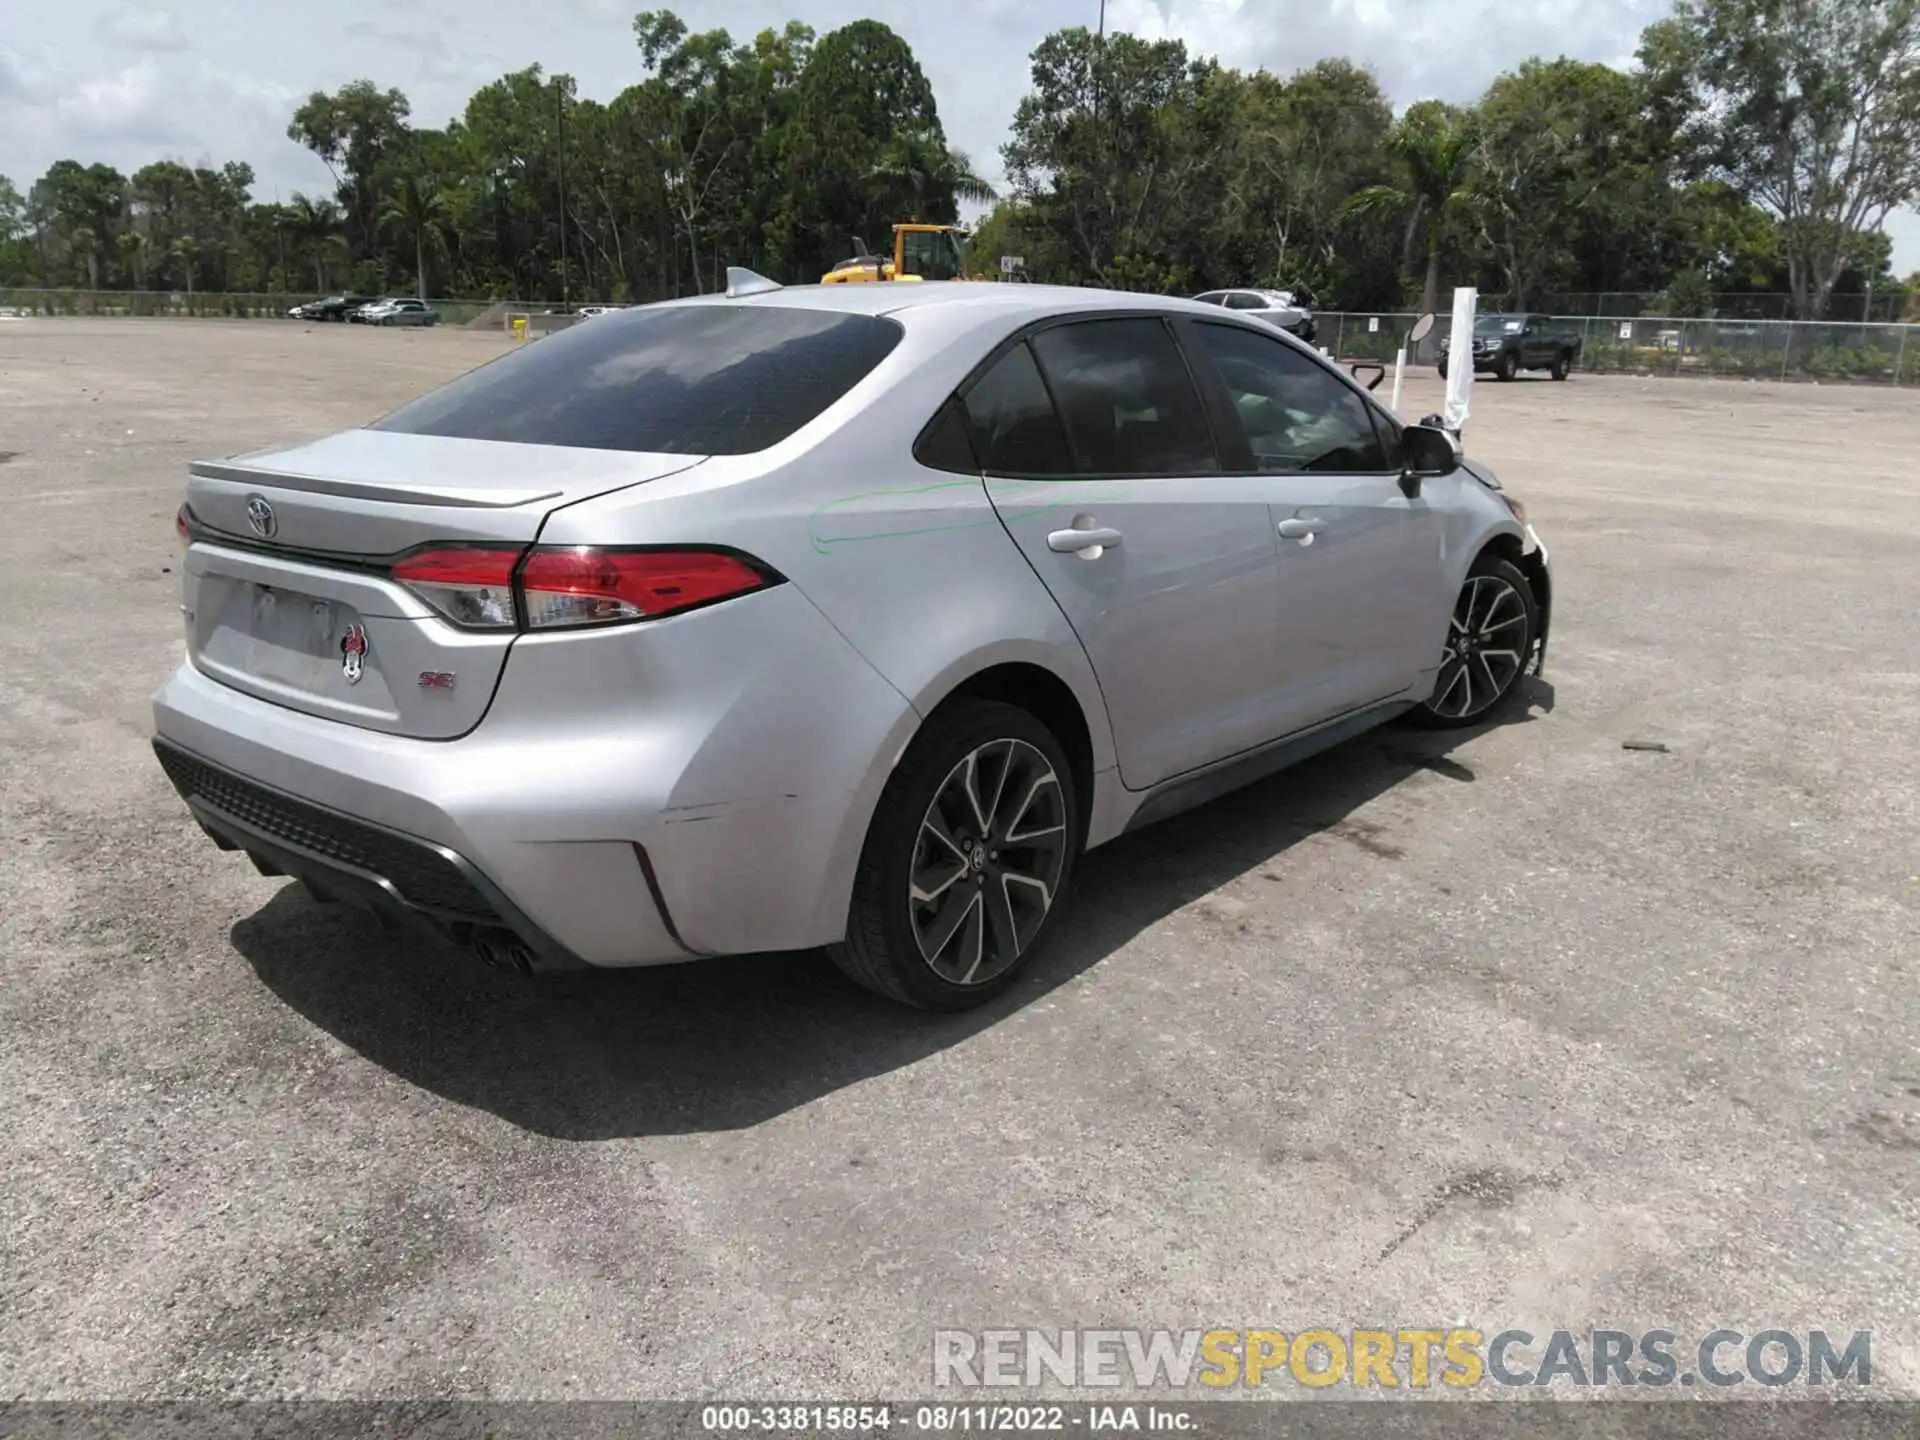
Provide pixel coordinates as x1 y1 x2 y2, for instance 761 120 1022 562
4 0 1916 274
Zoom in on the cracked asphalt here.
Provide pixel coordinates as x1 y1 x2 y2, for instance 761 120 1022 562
1 318 1916 1400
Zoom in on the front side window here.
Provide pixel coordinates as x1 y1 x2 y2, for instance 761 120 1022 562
370 303 903 454
1028 318 1218 476
1192 322 1390 473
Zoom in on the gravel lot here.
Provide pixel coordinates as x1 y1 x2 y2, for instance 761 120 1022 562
2 318 1916 1401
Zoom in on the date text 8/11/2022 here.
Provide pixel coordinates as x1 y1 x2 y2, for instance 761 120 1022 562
700 1404 1197 1432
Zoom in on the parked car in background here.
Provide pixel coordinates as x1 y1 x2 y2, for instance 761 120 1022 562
1191 288 1317 346
575 305 625 320
1439 313 1580 381
156 277 1549 1011
345 299 394 324
354 298 441 328
289 295 374 322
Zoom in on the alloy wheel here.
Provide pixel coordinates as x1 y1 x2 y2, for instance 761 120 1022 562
908 739 1068 986
1431 574 1528 721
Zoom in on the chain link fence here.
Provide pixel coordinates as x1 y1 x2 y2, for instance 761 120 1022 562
0 288 500 327
8 289 1918 387
1535 291 1911 323
1317 312 1920 386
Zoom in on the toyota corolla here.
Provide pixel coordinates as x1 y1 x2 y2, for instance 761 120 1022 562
154 273 1551 1011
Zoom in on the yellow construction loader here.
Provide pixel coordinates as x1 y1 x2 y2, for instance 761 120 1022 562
821 223 976 284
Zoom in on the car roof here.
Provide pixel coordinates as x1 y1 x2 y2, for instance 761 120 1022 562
657 280 1233 325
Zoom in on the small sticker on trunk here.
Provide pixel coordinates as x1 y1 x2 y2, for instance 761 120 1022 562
417 671 456 691
339 624 368 685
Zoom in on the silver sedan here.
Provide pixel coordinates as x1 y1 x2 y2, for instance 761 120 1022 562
154 275 1551 1010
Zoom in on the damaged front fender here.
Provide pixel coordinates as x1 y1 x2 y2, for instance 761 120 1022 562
1518 529 1552 677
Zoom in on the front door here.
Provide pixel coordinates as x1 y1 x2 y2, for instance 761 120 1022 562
1182 319 1450 728
968 318 1288 791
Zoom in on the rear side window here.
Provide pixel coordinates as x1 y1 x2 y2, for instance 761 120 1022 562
1029 318 1218 476
962 342 1073 475
1224 293 1266 310
915 398 980 474
369 304 903 454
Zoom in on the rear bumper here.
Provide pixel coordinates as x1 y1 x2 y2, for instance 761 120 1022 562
150 583 918 968
154 738 592 970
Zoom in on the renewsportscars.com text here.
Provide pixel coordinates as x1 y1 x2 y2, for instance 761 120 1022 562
932 1328 1872 1390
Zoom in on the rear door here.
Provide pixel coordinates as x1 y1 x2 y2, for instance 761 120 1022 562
973 316 1288 791
1182 320 1450 725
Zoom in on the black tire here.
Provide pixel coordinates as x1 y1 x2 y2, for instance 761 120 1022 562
829 699 1080 1011
1496 351 1518 382
1407 554 1538 730
1551 350 1571 381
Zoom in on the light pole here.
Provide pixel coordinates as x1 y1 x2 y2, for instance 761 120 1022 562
555 80 570 311
1091 0 1105 272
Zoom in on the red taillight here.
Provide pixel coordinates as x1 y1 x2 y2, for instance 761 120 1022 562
391 545 522 630
175 504 191 544
518 547 770 630
387 544 773 631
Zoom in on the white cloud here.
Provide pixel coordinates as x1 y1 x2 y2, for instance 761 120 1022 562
55 60 184 144
96 8 193 52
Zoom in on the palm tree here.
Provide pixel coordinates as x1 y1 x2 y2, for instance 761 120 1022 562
868 130 997 221
69 224 102 290
1342 104 1478 325
287 192 343 292
378 172 450 300
169 236 202 296
118 229 149 290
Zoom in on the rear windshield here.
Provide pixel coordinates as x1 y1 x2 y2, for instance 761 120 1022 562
369 303 903 454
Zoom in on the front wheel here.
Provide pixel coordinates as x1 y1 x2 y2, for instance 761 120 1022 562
1496 352 1518 382
1407 555 1538 729
1551 350 1571 381
829 700 1079 1011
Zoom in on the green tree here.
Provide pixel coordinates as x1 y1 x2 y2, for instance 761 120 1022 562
29 161 129 288
868 129 996 220
1640 0 1920 318
287 193 344 290
1002 28 1211 281
379 169 449 298
1342 102 1478 317
288 81 412 258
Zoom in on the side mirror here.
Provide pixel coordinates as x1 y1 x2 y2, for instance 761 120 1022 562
1399 423 1459 497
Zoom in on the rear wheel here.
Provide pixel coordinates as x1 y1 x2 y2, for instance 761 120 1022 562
1408 555 1538 729
830 700 1079 1011
1550 350 1571 381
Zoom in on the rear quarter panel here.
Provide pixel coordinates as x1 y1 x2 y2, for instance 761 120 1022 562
541 301 1124 893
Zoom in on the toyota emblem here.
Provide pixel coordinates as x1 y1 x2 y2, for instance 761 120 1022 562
245 495 278 539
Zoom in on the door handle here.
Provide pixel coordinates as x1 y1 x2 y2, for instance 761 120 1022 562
1276 517 1326 540
1047 524 1124 555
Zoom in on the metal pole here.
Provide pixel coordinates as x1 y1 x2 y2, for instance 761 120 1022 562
1390 345 1407 413
556 81 569 310
1898 324 1910 387
1092 0 1104 274
273 186 287 297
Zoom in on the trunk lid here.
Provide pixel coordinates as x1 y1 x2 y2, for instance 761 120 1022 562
180 430 705 739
